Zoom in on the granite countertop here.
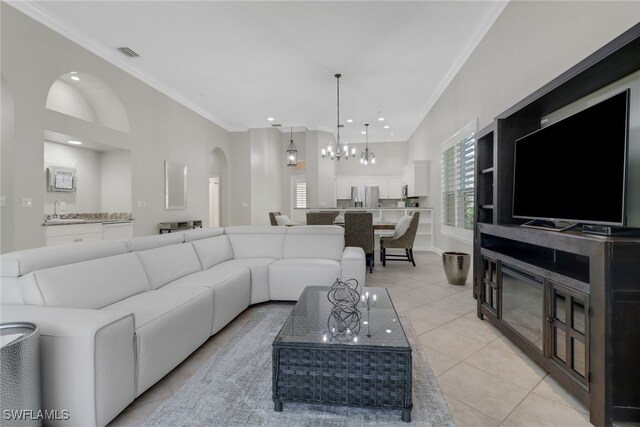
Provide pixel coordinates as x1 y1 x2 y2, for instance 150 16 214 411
299 207 433 210
43 213 134 226
43 219 134 226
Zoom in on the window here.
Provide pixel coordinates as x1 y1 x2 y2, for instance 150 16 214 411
290 175 307 224
295 182 307 209
441 121 476 242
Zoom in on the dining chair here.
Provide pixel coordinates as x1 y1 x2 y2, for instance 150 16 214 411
269 212 281 226
306 212 337 225
380 211 420 267
344 212 374 273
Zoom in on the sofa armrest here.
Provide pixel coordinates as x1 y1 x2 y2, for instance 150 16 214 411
341 246 366 291
1 305 136 427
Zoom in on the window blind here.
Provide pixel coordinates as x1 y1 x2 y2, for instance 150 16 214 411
441 133 475 231
295 182 307 209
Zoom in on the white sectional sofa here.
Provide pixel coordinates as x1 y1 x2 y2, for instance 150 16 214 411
0 225 365 426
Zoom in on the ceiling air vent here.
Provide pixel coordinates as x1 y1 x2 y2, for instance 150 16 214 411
117 47 140 58
271 124 282 128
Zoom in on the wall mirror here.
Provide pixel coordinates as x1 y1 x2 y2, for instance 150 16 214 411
165 160 187 210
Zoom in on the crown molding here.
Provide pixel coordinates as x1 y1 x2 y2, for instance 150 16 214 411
5 0 243 132
414 1 509 137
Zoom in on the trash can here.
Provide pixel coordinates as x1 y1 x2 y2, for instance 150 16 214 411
1 323 41 427
442 252 471 286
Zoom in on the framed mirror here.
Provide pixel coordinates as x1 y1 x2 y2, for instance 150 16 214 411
165 160 187 210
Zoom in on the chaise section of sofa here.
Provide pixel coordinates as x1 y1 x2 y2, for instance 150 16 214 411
0 225 365 426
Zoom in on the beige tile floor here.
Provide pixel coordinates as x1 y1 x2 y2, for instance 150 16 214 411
109 251 593 426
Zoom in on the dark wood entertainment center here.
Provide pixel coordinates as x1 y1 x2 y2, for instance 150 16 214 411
473 23 640 427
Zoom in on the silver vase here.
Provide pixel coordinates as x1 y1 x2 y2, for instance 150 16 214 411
442 252 471 286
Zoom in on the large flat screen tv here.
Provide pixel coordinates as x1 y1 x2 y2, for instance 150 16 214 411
513 89 630 228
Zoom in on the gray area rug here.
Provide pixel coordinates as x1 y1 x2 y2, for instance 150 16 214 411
143 305 455 426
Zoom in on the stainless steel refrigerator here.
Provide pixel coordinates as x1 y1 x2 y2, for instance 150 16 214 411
351 186 379 208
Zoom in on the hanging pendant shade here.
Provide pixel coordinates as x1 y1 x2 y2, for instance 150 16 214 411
360 123 376 166
321 74 355 161
286 126 297 167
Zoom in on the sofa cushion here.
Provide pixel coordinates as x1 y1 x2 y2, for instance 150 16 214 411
102 286 213 395
190 235 234 270
283 225 344 261
27 253 150 309
226 226 286 259
183 227 225 242
127 233 184 252
1 240 128 277
163 263 251 335
135 243 202 290
269 258 341 301
221 258 276 305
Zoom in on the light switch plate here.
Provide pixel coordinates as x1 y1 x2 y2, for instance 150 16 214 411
0 196 5 208
21 197 33 208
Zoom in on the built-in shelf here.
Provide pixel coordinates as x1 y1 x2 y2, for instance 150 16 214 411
473 23 640 427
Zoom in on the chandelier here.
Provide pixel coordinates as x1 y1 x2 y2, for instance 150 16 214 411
286 126 298 167
321 74 355 160
360 123 376 165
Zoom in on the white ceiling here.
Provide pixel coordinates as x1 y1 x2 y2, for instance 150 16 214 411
12 1 507 144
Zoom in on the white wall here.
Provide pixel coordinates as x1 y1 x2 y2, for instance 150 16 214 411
229 132 251 226
250 128 283 225
336 141 408 177
101 149 132 213
1 77 16 253
1 4 232 250
407 0 640 254
44 142 102 214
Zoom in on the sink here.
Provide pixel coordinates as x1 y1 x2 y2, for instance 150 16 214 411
45 218 86 224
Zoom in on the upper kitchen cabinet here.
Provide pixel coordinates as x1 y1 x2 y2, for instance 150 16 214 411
402 160 429 197
335 175 402 200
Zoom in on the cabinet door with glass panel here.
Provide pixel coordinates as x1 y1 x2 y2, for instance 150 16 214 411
546 281 589 389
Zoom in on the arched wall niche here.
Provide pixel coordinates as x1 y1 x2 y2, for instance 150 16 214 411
46 72 130 133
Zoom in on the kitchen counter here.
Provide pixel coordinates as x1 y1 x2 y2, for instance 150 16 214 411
43 219 134 226
300 207 433 210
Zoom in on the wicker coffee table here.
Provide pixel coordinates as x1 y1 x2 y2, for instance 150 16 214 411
272 285 412 422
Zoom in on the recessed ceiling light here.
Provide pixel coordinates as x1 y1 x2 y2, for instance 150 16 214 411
390 133 395 136
378 117 384 121
70 75 80 81
267 117 274 121
347 119 353 123
384 125 389 129
68 140 82 145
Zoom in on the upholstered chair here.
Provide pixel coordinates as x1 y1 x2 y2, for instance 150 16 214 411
380 211 420 267
344 212 374 273
306 212 337 225
269 212 281 226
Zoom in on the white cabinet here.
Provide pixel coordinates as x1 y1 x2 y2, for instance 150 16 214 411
102 222 134 240
335 175 402 200
402 161 429 197
335 178 353 199
387 176 402 199
45 223 103 246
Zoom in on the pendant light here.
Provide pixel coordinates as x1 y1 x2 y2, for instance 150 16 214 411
360 123 376 165
286 126 298 167
321 74 356 160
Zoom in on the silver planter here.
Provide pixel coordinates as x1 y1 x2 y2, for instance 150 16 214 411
1 323 41 427
442 252 471 286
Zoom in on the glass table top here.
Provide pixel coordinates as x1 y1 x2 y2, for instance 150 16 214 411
274 286 410 348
